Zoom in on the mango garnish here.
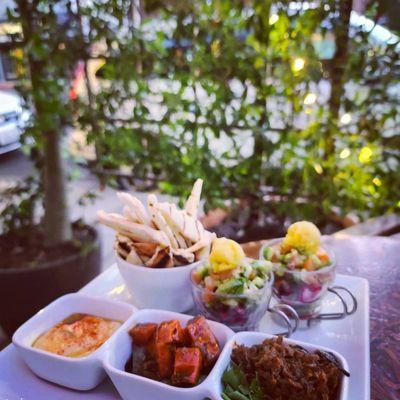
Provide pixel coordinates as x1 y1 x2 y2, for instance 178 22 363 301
210 238 245 273
281 221 321 254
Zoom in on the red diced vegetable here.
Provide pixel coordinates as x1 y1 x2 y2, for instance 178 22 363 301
317 249 330 264
172 347 202 386
129 323 158 346
192 270 202 284
303 257 314 270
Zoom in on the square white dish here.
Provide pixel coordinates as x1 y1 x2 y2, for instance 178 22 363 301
12 293 135 390
103 309 234 400
208 331 349 400
0 264 369 399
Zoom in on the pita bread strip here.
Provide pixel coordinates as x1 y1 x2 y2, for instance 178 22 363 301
114 242 128 259
114 236 131 253
146 247 173 268
116 192 153 227
172 251 195 265
126 247 144 266
147 195 179 249
157 203 200 243
116 233 132 245
182 234 214 254
194 233 215 260
171 248 195 263
182 211 202 243
97 210 170 246
184 178 203 217
155 203 188 248
123 206 140 223
132 242 159 257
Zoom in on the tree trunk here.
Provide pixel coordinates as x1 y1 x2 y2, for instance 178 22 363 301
42 129 72 246
251 0 272 191
326 0 352 157
329 0 352 119
17 0 72 246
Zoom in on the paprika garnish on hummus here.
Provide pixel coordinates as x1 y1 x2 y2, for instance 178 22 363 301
32 314 121 357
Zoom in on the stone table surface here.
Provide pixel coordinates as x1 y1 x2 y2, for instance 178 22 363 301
241 235 400 400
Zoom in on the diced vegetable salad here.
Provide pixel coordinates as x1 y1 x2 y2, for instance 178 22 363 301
190 238 273 330
262 244 331 273
193 258 272 300
261 222 335 317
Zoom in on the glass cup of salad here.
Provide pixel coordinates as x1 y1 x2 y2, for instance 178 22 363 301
190 237 298 333
260 221 336 318
191 259 273 332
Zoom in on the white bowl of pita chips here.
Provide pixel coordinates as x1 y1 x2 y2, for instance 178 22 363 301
116 256 203 311
98 179 215 312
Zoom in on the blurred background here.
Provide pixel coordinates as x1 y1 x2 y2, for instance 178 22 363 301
0 0 399 338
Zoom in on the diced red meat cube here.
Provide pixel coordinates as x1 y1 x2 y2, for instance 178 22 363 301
129 323 158 346
155 342 174 379
172 347 202 386
186 316 220 371
154 320 185 379
146 335 156 359
156 320 185 345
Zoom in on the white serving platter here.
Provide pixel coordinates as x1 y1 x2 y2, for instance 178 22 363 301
0 264 370 400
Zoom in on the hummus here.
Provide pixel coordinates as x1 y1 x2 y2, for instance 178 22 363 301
32 314 121 357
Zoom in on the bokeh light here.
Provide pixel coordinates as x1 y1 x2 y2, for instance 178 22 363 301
359 146 373 163
269 14 279 25
340 148 351 159
372 177 382 187
314 163 323 174
304 93 317 105
292 57 305 72
340 113 352 124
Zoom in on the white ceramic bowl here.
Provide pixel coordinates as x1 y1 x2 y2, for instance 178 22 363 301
103 309 234 400
12 293 135 390
116 255 203 312
208 331 350 400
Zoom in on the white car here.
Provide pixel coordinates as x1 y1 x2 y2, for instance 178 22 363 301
0 90 23 155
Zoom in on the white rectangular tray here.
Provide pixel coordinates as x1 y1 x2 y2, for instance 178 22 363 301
0 265 370 399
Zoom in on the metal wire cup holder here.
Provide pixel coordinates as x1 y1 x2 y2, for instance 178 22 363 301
306 285 358 327
267 302 299 337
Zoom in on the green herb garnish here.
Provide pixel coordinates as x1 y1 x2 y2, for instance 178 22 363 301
221 362 263 400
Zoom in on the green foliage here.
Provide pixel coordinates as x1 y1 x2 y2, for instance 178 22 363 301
76 0 399 223
2 0 399 239
0 177 41 236
0 1 88 240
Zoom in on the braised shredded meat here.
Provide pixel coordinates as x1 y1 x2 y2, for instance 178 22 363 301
231 336 347 400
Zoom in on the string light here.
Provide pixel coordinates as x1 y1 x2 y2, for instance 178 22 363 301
372 177 382 187
292 57 305 72
304 93 317 105
359 146 373 163
269 14 279 25
340 113 352 124
314 163 323 174
305 107 312 114
211 40 221 57
339 148 351 159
